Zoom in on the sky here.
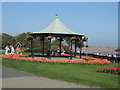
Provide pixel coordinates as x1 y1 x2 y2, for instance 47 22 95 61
0 2 1 34
2 2 118 47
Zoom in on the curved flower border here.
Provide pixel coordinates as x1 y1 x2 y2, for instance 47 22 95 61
2 54 111 65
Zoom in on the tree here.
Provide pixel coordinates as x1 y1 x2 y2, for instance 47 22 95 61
15 32 31 49
51 38 60 51
64 37 84 48
51 37 70 52
2 33 16 49
0 34 2 49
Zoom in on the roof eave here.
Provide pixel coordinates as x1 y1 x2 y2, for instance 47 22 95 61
30 32 84 37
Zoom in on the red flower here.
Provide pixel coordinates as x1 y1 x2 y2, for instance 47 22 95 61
97 67 120 74
2 54 111 65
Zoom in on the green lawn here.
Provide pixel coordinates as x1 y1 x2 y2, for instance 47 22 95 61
0 58 2 65
2 58 119 88
0 50 3 65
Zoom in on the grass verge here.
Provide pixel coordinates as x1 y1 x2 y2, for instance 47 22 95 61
0 58 2 65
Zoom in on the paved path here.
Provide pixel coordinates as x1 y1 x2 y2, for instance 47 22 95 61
32 56 83 61
2 66 92 88
0 65 2 89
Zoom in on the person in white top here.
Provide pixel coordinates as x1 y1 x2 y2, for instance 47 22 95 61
10 45 15 55
5 46 9 55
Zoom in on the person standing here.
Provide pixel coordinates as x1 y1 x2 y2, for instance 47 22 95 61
16 47 20 54
47 50 50 58
8 46 12 55
11 45 15 55
5 46 9 55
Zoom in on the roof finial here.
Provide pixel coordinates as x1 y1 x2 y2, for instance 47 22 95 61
55 14 58 18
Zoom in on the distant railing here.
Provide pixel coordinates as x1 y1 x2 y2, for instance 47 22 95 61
81 53 120 63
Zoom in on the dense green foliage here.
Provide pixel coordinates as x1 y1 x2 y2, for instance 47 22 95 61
52 38 70 51
2 58 119 88
0 57 1 65
2 33 16 48
1 33 81 52
0 34 2 49
15 32 31 49
1 32 49 50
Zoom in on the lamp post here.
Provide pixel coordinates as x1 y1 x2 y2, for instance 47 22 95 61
70 39 73 60
74 40 77 57
58 37 64 56
68 41 72 60
84 37 88 57
47 36 54 59
70 36 78 60
31 38 34 58
79 37 88 59
71 36 77 57
79 40 82 59
85 44 88 57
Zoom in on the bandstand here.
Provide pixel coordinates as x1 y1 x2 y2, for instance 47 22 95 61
29 15 88 59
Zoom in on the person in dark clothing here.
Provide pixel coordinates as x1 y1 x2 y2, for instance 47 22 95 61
8 46 12 54
47 50 51 58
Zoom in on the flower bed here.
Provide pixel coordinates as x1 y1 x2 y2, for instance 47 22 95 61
97 67 120 75
76 56 96 60
2 54 111 65
59 54 96 60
